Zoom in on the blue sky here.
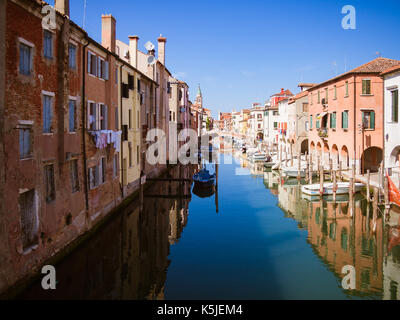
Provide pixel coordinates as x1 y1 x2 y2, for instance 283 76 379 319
51 0 400 117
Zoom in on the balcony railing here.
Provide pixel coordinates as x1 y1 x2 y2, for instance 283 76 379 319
317 127 328 138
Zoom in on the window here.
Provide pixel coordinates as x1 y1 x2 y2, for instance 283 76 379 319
100 157 106 184
334 85 337 99
19 125 32 159
310 115 313 129
128 142 132 167
273 111 279 116
179 89 183 101
302 103 309 112
88 52 97 76
317 91 320 103
122 83 129 98
305 121 309 131
362 79 371 95
362 110 375 130
342 111 349 129
69 44 76 69
44 164 55 203
100 104 108 130
19 189 38 251
113 153 119 178
128 74 134 90
88 102 97 131
98 58 109 80
43 95 53 133
316 115 320 129
392 90 398 123
345 81 349 97
137 79 141 92
137 145 140 165
44 30 53 59
115 106 119 130
273 122 278 129
69 100 76 132
258 124 261 129
70 160 79 193
129 110 132 129
330 112 336 129
137 111 140 129
19 43 32 75
115 68 118 85
89 166 99 190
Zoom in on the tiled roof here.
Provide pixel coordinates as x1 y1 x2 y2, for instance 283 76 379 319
310 57 400 90
271 89 293 97
381 64 400 76
288 90 309 104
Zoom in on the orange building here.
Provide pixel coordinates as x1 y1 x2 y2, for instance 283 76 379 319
308 58 400 173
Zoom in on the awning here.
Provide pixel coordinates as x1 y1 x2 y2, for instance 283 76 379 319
317 112 328 120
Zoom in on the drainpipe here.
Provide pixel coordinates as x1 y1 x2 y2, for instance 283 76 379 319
119 65 124 198
82 38 89 211
353 74 357 173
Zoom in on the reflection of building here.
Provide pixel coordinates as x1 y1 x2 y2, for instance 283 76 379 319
16 165 195 300
306 198 383 297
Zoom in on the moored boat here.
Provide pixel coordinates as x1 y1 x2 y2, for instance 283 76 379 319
193 168 216 188
301 182 365 196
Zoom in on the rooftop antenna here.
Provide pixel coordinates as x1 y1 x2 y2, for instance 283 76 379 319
83 0 87 29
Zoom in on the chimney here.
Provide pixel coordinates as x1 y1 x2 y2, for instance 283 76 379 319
157 35 167 65
281 88 285 95
128 36 139 68
101 14 116 53
55 0 70 16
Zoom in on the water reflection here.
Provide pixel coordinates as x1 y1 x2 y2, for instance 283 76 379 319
18 165 195 300
264 171 400 299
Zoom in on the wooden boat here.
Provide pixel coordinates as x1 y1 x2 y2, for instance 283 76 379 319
193 168 216 187
301 182 365 196
193 184 215 198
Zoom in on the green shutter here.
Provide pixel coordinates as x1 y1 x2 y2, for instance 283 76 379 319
393 90 399 122
333 113 336 128
362 80 366 94
370 111 375 130
310 115 313 129
362 111 365 128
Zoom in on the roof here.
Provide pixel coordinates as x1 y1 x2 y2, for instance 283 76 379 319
298 83 317 88
288 90 309 104
381 64 400 76
271 89 293 97
310 57 400 90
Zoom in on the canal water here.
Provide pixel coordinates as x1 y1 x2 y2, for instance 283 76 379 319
17 153 400 300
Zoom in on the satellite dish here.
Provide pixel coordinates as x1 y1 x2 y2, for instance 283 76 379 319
144 41 155 51
148 55 156 65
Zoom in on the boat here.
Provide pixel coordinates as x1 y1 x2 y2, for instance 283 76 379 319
193 168 216 187
193 184 215 198
282 167 317 178
249 152 267 162
301 182 365 196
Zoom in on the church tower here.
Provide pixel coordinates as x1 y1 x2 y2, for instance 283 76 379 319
195 84 203 108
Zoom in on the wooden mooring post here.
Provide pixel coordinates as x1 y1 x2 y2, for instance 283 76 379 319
333 170 337 203
319 164 324 197
373 187 379 233
366 169 371 202
349 177 354 217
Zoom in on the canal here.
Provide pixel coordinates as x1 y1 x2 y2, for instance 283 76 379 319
17 153 400 300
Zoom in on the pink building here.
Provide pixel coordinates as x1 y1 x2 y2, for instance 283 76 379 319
308 58 400 173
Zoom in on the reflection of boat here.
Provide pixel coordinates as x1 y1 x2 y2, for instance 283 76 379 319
249 152 267 162
301 182 365 196
301 193 351 202
193 168 216 187
282 167 317 178
193 184 215 198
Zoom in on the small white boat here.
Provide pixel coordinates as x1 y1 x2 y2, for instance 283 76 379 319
249 152 267 162
301 182 365 196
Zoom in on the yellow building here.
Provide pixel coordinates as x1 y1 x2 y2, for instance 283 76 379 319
118 64 141 193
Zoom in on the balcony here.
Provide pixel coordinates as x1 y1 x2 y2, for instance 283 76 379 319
317 127 328 139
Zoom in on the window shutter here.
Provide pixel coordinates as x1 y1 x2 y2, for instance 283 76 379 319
104 105 108 130
105 61 109 80
361 111 365 128
69 101 74 132
87 101 91 129
94 103 98 130
97 57 101 77
371 111 375 129
362 80 366 94
87 52 91 73
115 107 119 130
